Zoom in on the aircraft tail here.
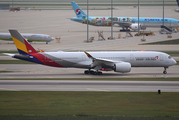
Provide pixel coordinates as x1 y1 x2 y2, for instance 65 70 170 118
177 0 179 7
71 1 87 18
9 30 38 55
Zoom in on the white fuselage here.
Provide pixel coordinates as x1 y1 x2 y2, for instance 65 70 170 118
0 33 54 42
41 51 176 69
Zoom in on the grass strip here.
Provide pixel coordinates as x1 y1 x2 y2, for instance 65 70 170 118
161 51 179 57
0 71 12 73
0 115 178 120
140 39 179 45
0 92 179 117
0 77 179 81
0 60 36 64
0 51 18 54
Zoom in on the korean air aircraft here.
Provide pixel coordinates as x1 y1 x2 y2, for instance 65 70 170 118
0 32 54 44
3 30 176 75
71 1 179 31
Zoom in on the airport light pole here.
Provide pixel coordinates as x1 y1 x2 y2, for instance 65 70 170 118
111 0 113 39
138 0 139 36
163 0 164 27
161 0 164 32
87 0 89 42
12 0 13 9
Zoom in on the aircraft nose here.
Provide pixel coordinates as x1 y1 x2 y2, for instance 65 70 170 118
51 37 55 41
172 58 177 65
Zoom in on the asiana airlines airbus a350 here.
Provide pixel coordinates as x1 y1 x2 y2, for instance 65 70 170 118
71 1 179 31
4 30 176 75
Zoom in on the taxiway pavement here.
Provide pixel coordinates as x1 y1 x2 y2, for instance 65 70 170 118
0 7 179 52
0 80 178 92
0 64 179 78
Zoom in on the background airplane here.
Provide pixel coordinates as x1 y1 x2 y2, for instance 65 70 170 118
0 32 54 44
4 30 176 75
71 1 179 31
175 0 179 12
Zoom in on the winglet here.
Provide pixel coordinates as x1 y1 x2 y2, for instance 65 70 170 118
84 51 93 59
38 48 44 52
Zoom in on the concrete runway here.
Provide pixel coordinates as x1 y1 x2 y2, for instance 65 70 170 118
0 80 179 92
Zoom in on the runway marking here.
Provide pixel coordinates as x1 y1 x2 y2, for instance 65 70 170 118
0 88 20 91
0 68 5 70
87 88 110 92
137 74 148 76
46 76 53 78
122 76 129 77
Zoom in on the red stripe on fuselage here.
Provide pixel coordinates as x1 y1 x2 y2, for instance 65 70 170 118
32 53 64 67
23 39 63 67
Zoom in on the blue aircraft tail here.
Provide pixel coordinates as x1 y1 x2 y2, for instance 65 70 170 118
177 0 179 6
71 1 87 18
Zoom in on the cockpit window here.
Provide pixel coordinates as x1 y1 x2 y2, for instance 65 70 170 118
168 56 171 59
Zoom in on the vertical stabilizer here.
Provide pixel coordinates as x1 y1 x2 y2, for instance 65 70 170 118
71 1 87 18
9 30 37 55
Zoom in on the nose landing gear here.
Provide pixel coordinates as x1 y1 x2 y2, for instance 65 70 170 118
163 67 168 74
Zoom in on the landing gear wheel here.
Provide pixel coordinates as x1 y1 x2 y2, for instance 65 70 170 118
163 67 168 74
84 70 89 74
163 70 167 74
93 71 97 75
89 70 94 74
97 72 102 75
93 71 102 75
84 70 103 75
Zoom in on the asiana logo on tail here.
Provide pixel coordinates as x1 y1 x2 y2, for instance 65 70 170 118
76 9 81 15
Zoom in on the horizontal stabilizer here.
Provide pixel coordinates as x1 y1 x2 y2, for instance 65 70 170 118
3 53 15 56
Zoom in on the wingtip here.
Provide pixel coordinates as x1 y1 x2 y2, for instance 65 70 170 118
84 51 93 58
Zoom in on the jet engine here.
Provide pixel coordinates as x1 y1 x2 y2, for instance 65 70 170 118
114 62 131 73
130 23 146 30
130 23 141 30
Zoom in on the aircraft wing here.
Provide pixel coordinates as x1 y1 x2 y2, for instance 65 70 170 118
97 20 132 27
84 51 123 70
112 21 132 27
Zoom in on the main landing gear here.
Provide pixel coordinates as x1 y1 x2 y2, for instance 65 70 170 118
84 70 102 75
163 67 168 74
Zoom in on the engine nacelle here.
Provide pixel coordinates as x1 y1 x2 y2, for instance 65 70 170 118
130 23 141 30
130 23 146 30
114 62 131 73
